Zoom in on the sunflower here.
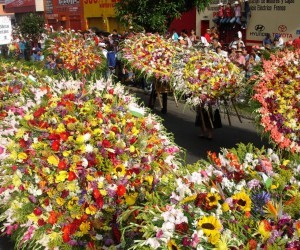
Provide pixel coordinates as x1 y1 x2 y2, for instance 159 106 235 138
167 239 180 250
232 190 252 212
206 192 221 207
198 215 222 244
113 164 126 177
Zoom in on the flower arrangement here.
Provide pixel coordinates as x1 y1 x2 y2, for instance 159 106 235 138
0 78 182 249
171 50 245 106
120 143 300 249
46 29 105 77
252 49 300 153
121 33 183 82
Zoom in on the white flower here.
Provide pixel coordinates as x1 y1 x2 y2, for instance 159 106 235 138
144 237 161 249
81 158 88 167
83 133 91 141
85 144 93 153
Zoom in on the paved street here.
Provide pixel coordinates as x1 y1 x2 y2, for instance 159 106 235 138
0 87 269 249
129 87 270 164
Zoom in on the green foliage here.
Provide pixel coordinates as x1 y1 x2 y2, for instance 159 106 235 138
115 0 212 33
19 13 45 41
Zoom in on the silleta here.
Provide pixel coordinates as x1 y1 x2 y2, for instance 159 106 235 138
58 0 79 4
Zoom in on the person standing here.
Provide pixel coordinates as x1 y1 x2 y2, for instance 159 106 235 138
242 0 251 29
230 1 242 27
171 29 179 42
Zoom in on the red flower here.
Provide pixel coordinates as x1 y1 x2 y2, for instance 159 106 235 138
59 131 69 141
68 171 76 181
116 185 126 197
58 160 67 170
33 207 43 216
93 189 101 199
51 140 60 151
102 139 111 148
48 211 59 225
33 107 46 118
37 218 46 226
175 222 189 234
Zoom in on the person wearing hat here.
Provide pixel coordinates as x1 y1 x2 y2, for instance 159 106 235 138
234 48 246 68
213 3 225 25
230 1 242 27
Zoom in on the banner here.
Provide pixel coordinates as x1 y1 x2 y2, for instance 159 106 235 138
0 16 12 45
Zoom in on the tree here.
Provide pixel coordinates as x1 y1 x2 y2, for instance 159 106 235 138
19 13 45 42
115 0 212 33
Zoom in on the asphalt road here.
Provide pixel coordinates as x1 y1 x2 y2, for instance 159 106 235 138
0 86 269 249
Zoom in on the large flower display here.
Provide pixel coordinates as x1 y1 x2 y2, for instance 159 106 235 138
46 30 105 76
253 50 300 153
171 50 245 106
0 62 52 160
0 78 182 249
121 33 182 82
119 143 300 249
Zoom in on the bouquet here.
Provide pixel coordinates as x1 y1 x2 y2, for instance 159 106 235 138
0 78 182 249
171 50 245 106
252 49 300 153
46 30 105 77
120 143 300 249
121 33 183 82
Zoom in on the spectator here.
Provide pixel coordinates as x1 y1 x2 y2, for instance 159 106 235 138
245 53 257 78
204 29 212 44
262 33 273 47
53 58 64 75
234 49 246 68
211 37 221 50
181 29 193 48
45 53 56 70
293 36 300 49
189 29 198 44
171 29 179 42
242 0 251 29
213 3 225 25
221 2 233 24
274 34 284 48
216 46 228 58
230 1 242 27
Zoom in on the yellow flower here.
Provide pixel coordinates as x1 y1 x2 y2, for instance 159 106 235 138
222 202 230 212
124 192 138 206
47 155 59 166
86 205 97 215
144 175 154 186
48 231 61 243
56 123 66 133
63 150 71 157
15 128 26 138
67 197 79 210
113 164 126 177
67 181 78 192
207 192 221 207
257 220 272 241
9 150 18 161
167 239 180 250
27 213 39 223
76 135 85 144
56 197 65 206
232 190 252 212
18 152 28 160
55 171 68 183
130 145 135 153
12 174 22 188
198 215 222 244
79 221 90 234
180 194 197 204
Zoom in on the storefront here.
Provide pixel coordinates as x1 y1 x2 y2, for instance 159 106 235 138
44 0 85 31
83 0 122 33
5 0 44 22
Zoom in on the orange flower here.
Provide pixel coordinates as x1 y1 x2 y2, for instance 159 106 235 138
48 211 60 225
